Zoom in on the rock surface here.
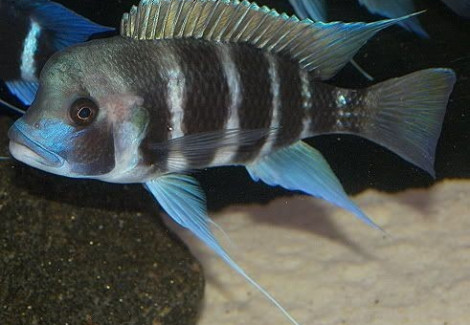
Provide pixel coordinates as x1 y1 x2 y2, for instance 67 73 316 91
182 180 470 325
0 117 204 325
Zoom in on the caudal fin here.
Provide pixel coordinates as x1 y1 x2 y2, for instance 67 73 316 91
361 68 456 177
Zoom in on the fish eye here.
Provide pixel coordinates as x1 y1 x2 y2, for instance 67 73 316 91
69 98 98 126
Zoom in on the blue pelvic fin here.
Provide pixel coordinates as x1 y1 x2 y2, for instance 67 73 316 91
33 2 114 50
288 0 327 21
441 0 470 18
144 174 301 325
357 68 456 177
358 0 429 38
5 80 39 106
246 141 381 230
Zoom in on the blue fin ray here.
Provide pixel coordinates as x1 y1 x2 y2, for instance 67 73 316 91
246 141 381 230
34 2 114 50
145 174 301 325
5 80 39 106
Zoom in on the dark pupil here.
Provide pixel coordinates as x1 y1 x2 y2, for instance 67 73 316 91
78 106 92 119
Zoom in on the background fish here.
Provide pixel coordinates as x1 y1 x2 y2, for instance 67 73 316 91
290 0 470 38
0 0 114 106
6 0 457 324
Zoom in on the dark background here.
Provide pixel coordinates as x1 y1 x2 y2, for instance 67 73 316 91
1 0 469 211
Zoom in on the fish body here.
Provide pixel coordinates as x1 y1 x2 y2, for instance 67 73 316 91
7 0 457 324
0 0 113 105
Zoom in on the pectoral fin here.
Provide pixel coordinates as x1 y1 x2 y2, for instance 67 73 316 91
148 128 275 170
144 174 301 325
246 141 381 230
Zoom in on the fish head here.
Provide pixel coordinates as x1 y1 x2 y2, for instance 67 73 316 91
8 44 150 182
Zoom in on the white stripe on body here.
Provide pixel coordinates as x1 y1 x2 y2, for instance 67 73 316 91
257 52 280 157
20 19 41 81
165 48 188 171
211 44 242 166
299 69 313 138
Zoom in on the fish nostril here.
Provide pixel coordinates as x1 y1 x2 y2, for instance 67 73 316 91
34 122 40 129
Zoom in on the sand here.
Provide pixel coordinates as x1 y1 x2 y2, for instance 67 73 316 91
169 179 470 325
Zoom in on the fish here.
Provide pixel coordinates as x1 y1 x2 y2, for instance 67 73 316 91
288 0 428 37
6 0 456 324
442 0 470 18
288 0 375 80
291 0 470 38
0 0 114 106
358 0 429 37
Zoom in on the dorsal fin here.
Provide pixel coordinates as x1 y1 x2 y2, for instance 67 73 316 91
120 0 411 79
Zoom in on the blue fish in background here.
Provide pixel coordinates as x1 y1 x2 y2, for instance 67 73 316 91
441 0 470 18
0 0 114 106
358 0 429 37
291 0 469 38
6 0 457 324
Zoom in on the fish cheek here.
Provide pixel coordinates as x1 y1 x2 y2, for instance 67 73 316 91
64 124 115 176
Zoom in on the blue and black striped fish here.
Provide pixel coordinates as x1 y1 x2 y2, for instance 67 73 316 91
7 0 456 324
0 0 113 106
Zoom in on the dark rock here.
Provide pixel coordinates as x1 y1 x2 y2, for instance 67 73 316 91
0 116 204 325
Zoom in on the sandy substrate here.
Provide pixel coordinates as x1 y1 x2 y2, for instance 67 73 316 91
169 179 470 325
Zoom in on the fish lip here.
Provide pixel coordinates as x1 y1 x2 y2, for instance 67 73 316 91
8 124 64 168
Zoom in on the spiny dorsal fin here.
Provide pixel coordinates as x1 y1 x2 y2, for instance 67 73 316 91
120 0 409 79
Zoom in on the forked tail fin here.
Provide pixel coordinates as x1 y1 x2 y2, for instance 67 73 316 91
359 68 456 177
310 68 456 177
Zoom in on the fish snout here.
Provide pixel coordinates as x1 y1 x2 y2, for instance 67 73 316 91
8 121 64 168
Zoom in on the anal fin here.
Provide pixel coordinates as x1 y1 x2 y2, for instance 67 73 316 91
145 174 301 325
246 141 381 230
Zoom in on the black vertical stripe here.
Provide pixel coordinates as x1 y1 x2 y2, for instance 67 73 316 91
67 123 115 175
35 30 56 78
274 60 305 148
126 40 172 171
232 44 273 162
175 40 230 167
139 84 171 168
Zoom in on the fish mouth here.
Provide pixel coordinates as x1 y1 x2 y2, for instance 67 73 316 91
8 124 64 168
